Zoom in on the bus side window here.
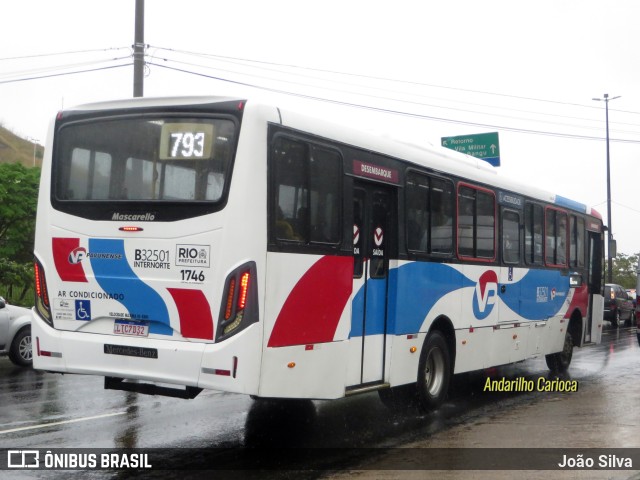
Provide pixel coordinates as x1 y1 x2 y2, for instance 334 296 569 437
430 178 453 254
271 136 342 246
457 185 495 260
309 147 341 244
570 215 585 268
545 208 568 267
502 210 520 264
406 173 429 253
272 137 307 242
525 202 544 265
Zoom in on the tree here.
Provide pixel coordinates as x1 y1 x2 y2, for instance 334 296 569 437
0 163 40 304
606 252 639 289
0 163 40 262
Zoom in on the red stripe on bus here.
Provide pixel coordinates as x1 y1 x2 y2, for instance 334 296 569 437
168 288 214 340
267 255 354 348
52 237 88 282
565 283 588 319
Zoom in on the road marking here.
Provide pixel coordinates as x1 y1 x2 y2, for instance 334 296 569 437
0 411 127 435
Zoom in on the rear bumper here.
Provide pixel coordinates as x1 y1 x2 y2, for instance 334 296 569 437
31 311 262 395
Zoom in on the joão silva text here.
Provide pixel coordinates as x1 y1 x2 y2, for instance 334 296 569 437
559 454 632 468
483 376 578 392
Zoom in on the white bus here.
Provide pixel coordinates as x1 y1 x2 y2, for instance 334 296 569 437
32 96 604 410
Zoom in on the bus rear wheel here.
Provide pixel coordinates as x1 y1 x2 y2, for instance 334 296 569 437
416 331 451 412
545 328 573 372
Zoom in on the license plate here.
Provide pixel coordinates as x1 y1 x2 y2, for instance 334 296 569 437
113 320 149 337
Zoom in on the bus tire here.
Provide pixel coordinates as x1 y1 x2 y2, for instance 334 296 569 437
545 328 573 372
416 331 451 412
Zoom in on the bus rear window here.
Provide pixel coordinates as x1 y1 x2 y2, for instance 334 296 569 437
54 117 235 203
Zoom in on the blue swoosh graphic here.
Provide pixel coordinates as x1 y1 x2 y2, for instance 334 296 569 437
89 239 172 335
351 262 474 337
499 269 569 320
351 262 570 337
350 277 387 337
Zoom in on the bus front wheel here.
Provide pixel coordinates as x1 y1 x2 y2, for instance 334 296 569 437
416 331 451 412
545 328 573 372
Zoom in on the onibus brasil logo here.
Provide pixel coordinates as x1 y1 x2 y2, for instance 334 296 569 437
472 270 499 320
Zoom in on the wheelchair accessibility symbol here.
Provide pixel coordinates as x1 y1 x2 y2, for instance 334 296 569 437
75 300 91 321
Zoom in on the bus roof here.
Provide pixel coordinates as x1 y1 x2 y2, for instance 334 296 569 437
271 99 593 216
59 95 596 217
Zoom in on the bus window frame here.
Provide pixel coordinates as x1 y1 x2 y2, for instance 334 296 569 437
524 201 545 266
501 208 522 266
404 169 455 259
456 182 497 263
268 132 344 253
569 214 586 269
50 111 241 222
544 206 569 268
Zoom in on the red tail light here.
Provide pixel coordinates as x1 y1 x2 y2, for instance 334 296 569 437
34 258 53 325
237 272 250 310
216 262 258 342
224 278 236 320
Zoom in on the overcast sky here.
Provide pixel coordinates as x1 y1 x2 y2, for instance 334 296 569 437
1 0 639 256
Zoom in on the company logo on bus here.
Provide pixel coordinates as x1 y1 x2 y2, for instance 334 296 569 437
66 246 123 264
111 212 156 221
68 247 87 264
473 270 499 320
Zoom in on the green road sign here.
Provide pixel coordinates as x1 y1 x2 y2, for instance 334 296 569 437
441 132 500 166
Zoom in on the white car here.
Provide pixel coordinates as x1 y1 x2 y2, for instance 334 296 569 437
0 297 32 366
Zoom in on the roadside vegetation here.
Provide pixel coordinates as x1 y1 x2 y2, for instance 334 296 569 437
0 162 39 307
607 253 639 289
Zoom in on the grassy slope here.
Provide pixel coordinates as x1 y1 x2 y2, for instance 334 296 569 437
0 125 43 167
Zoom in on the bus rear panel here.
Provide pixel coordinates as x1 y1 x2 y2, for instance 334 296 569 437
33 98 272 397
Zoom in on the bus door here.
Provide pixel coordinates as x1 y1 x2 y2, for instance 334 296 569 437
348 182 392 386
586 230 603 344
498 207 527 362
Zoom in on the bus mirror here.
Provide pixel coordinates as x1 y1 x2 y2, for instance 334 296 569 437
569 273 583 288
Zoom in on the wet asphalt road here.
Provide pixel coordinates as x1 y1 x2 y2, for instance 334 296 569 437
0 321 638 479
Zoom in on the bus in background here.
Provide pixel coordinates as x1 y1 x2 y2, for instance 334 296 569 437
32 97 604 411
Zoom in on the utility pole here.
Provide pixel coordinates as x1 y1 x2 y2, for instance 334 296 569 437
592 93 621 283
133 0 145 97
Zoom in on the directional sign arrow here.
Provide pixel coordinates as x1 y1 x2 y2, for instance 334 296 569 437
441 132 500 166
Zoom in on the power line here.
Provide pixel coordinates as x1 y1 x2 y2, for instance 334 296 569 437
0 63 132 85
150 46 640 133
146 61 640 144
0 47 131 62
150 45 640 117
0 56 133 80
613 201 640 216
148 54 640 136
6 43 640 141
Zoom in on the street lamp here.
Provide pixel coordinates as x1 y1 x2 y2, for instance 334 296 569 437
27 137 39 167
592 93 620 283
